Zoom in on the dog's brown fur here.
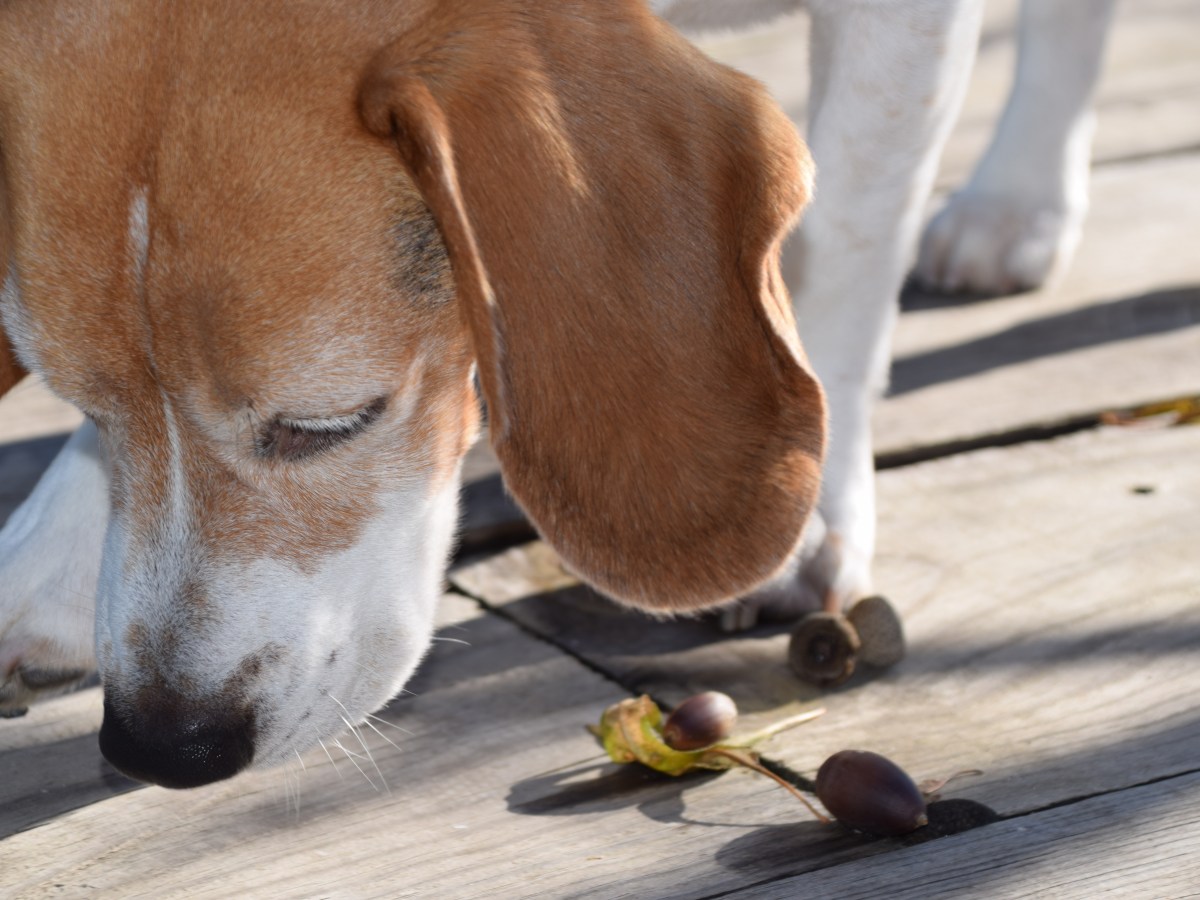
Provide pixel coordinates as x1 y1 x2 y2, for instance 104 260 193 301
0 0 823 612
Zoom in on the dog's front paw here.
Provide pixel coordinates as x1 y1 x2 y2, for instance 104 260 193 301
0 595 95 714
0 589 96 715
0 659 92 717
913 188 1084 296
718 515 872 632
0 424 106 716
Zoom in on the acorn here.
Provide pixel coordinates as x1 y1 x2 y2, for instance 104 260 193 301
788 612 861 687
846 596 905 668
814 750 928 836
661 691 738 751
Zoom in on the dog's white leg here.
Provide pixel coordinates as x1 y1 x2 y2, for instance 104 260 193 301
915 0 1116 294
0 421 106 713
725 0 985 629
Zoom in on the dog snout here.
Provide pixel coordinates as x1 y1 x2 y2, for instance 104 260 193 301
99 696 256 789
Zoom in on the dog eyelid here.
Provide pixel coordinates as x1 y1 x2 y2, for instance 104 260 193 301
277 407 376 434
256 396 388 461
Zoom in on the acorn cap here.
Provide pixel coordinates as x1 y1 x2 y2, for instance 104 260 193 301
788 612 861 688
846 595 906 668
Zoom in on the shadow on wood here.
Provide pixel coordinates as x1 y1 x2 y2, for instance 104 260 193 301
0 723 140 839
0 433 70 526
506 759 723 821
892 285 1200 394
903 618 1200 676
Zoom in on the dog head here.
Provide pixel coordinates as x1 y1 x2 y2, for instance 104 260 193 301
0 0 822 787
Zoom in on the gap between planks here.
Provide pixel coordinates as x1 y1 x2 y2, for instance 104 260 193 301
706 769 1200 900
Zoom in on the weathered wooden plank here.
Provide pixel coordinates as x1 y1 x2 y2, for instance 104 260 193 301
9 425 1196 897
0 595 518 839
9 426 1196 894
0 5 1196 894
0 678 122 838
0 595 613 893
456 464 534 557
884 154 1200 456
0 593 1012 900
452 425 1200 824
0 594 872 900
698 2 1200 458
0 729 141 840
726 770 1200 899
0 431 69 524
700 0 1200 186
0 376 83 444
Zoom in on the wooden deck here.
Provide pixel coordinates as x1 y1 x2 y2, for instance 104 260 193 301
3 2 1199 897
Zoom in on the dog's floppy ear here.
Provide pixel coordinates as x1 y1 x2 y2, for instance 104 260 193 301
360 0 824 611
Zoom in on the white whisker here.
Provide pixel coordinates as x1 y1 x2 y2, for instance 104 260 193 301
333 738 379 792
330 695 390 794
336 743 370 762
319 738 345 780
362 717 404 754
365 712 414 736
281 759 303 817
430 636 471 646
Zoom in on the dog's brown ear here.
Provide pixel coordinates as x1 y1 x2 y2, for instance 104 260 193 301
360 0 825 611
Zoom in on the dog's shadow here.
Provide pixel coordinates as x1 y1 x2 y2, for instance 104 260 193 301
481 582 894 716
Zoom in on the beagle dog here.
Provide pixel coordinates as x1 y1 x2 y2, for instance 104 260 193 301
0 0 1112 788
0 0 823 787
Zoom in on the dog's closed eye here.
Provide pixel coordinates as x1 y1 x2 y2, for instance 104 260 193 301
256 396 388 462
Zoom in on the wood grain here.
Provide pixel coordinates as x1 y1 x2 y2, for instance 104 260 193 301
0 595 876 900
2 5 1199 897
727 770 1200 900
453 425 1200 821
884 155 1200 457
704 0 1200 458
0 376 83 444
701 0 1200 186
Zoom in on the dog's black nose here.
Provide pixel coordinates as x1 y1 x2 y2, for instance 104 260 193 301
99 698 255 789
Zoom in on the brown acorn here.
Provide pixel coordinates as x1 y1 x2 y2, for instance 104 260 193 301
815 750 928 836
846 596 905 668
661 691 738 751
788 612 861 687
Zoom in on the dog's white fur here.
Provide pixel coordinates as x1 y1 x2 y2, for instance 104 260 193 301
0 0 1114 771
915 0 1118 294
0 421 106 709
662 0 1115 628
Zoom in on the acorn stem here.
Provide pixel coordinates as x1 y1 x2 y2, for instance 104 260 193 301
733 707 827 748
709 747 831 824
918 768 985 799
